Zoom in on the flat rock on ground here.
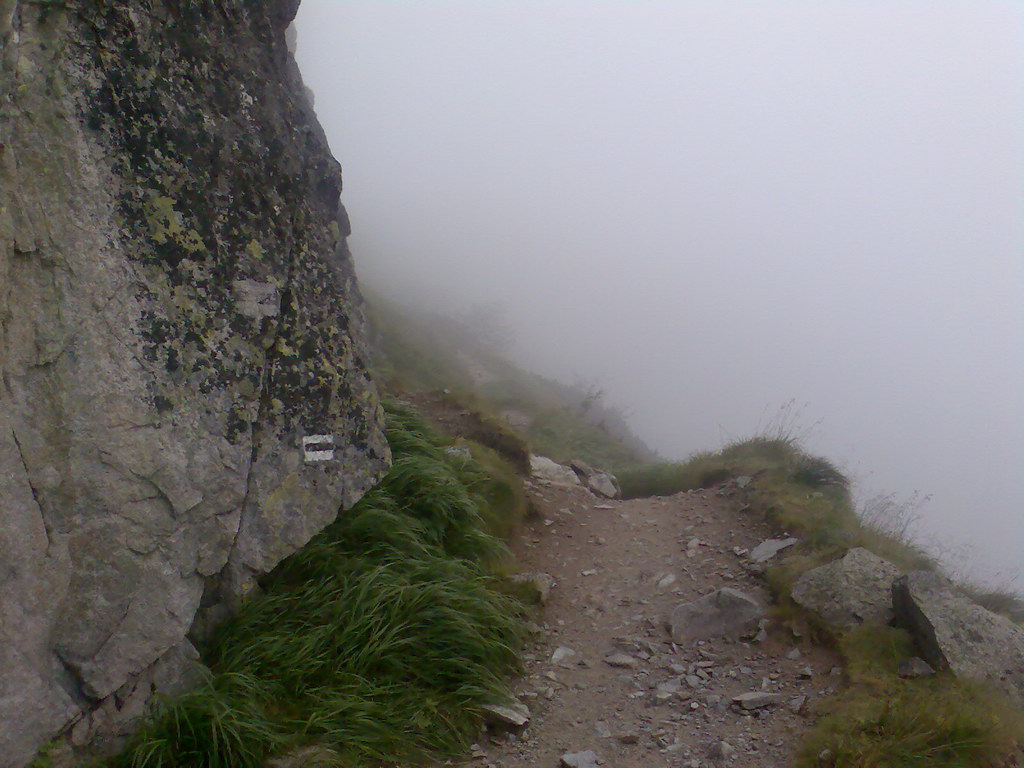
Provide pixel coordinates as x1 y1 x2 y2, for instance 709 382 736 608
470 482 842 768
668 587 765 643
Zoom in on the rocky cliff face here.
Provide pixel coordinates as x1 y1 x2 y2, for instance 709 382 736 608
0 2 389 764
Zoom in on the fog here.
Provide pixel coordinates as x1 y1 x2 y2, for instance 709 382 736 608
295 1 1023 587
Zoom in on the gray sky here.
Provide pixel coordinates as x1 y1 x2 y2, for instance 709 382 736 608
295 0 1023 586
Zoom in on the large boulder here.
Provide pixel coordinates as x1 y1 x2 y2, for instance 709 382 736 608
530 455 580 487
668 588 765 642
0 5 389 764
790 548 902 629
569 459 621 498
893 571 1024 706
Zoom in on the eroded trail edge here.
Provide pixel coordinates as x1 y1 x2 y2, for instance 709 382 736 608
477 480 842 768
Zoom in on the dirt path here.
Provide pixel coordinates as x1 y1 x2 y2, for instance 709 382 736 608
474 479 842 768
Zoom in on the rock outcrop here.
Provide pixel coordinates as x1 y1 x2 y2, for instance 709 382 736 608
893 571 1024 705
0 3 389 764
790 548 902 629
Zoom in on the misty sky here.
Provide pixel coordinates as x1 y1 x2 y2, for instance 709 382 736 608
295 1 1023 586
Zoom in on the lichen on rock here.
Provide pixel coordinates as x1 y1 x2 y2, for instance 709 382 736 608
0 2 388 764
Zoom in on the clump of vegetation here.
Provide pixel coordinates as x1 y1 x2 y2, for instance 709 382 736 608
104 401 526 768
618 434 933 572
525 404 650 471
432 388 533 474
799 626 1024 767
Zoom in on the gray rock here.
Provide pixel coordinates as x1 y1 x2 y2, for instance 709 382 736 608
530 455 580 486
603 653 638 669
790 548 902 629
732 692 783 709
560 750 600 768
509 573 556 604
551 646 577 666
788 694 808 714
668 588 765 642
587 471 621 499
569 458 596 477
709 740 736 761
656 678 682 695
0 6 389 764
569 459 620 498
481 699 531 727
749 537 799 563
893 571 1024 704
897 656 935 679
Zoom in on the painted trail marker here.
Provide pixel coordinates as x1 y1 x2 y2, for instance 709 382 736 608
302 434 335 462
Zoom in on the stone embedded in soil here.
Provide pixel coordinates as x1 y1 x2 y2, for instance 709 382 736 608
748 537 799 563
509 572 556 604
668 588 765 642
710 740 736 761
790 547 902 629
481 699 531 727
603 653 638 669
732 692 784 709
551 646 578 666
897 656 935 679
560 750 600 768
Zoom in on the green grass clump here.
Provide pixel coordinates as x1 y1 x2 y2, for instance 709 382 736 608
619 435 933 574
525 406 651 471
105 400 525 768
618 436 846 499
799 627 1024 768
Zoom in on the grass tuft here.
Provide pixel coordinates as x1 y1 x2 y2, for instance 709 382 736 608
799 627 1024 768
104 400 526 768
